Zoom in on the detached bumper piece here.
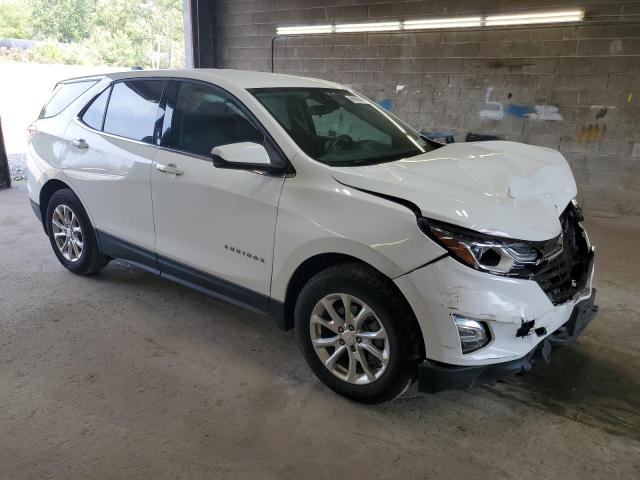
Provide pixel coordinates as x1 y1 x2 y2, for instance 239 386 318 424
418 290 598 394
30 199 42 224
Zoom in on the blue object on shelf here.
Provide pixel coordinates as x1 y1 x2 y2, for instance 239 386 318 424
421 130 455 144
377 98 393 110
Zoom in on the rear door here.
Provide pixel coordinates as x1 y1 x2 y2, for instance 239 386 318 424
61 79 166 252
29 79 98 175
150 79 285 303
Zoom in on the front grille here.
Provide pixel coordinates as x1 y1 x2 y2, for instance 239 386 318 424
532 203 592 305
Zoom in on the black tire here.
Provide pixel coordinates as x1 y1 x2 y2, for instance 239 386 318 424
46 188 108 275
294 262 421 404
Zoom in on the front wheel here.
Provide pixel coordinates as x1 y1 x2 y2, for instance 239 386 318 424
294 263 421 404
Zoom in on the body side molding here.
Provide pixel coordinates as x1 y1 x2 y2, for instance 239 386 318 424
95 229 286 328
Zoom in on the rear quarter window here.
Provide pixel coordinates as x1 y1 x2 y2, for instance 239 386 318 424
80 87 111 131
103 80 165 143
39 80 97 119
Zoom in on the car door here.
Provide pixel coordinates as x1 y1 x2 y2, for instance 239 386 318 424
150 79 286 306
61 79 166 252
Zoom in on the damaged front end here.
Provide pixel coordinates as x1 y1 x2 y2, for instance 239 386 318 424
418 200 594 308
417 290 598 393
414 201 597 393
532 200 593 305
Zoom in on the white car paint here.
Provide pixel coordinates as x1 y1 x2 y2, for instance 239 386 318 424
62 116 158 250
151 146 284 296
27 68 594 373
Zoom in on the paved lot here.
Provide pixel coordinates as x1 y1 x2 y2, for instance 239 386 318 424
1 183 639 480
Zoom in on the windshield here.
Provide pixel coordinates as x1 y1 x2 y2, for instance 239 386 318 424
250 88 435 166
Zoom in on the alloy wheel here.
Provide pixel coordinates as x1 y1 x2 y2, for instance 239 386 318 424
51 204 84 262
310 293 390 385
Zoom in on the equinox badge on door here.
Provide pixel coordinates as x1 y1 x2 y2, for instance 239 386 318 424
225 244 265 264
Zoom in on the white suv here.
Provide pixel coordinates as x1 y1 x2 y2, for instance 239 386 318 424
27 69 597 403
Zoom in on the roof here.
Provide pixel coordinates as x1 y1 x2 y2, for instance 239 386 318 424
97 68 343 90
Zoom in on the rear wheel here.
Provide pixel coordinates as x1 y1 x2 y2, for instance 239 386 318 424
46 188 108 275
295 262 420 404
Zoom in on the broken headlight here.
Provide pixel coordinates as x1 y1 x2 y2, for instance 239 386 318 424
418 218 542 277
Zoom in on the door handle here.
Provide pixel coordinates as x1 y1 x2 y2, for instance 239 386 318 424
70 138 88 149
156 163 183 176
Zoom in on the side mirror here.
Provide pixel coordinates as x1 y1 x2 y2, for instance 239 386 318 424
211 142 279 173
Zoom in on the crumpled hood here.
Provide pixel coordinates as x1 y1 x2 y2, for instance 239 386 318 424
331 141 577 241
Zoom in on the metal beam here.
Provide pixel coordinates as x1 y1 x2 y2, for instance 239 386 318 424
187 0 216 68
0 117 11 189
182 0 194 68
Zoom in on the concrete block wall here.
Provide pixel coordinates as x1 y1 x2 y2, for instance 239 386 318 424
212 0 640 216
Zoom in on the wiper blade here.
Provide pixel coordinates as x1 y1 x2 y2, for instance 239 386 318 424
326 149 425 167
330 159 374 166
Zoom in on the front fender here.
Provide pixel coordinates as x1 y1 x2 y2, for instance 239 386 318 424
270 175 445 301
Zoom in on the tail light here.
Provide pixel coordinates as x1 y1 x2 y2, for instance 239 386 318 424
27 125 38 144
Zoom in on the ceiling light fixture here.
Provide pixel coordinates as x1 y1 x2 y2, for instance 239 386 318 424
403 16 482 30
335 21 401 33
485 10 585 26
275 9 585 35
276 25 333 35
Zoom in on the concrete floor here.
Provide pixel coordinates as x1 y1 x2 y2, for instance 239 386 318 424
1 182 639 480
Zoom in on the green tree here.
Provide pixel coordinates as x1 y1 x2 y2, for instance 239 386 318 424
0 0 33 38
0 0 185 68
86 26 147 67
90 0 184 68
143 0 184 68
31 0 95 42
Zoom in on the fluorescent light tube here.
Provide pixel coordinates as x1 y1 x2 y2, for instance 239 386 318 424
276 25 333 35
275 9 584 36
335 21 401 33
403 16 482 30
485 10 584 26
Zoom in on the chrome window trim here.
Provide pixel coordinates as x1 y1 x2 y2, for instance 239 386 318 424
157 144 211 161
72 117 155 148
74 117 219 159
72 75 292 176
71 117 288 177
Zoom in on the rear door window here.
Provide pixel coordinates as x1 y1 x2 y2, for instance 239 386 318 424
103 80 165 143
39 80 97 118
80 87 111 131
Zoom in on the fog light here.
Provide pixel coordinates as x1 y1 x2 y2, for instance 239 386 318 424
452 315 490 354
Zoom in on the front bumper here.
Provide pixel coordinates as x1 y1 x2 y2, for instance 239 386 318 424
417 289 598 393
395 249 595 366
